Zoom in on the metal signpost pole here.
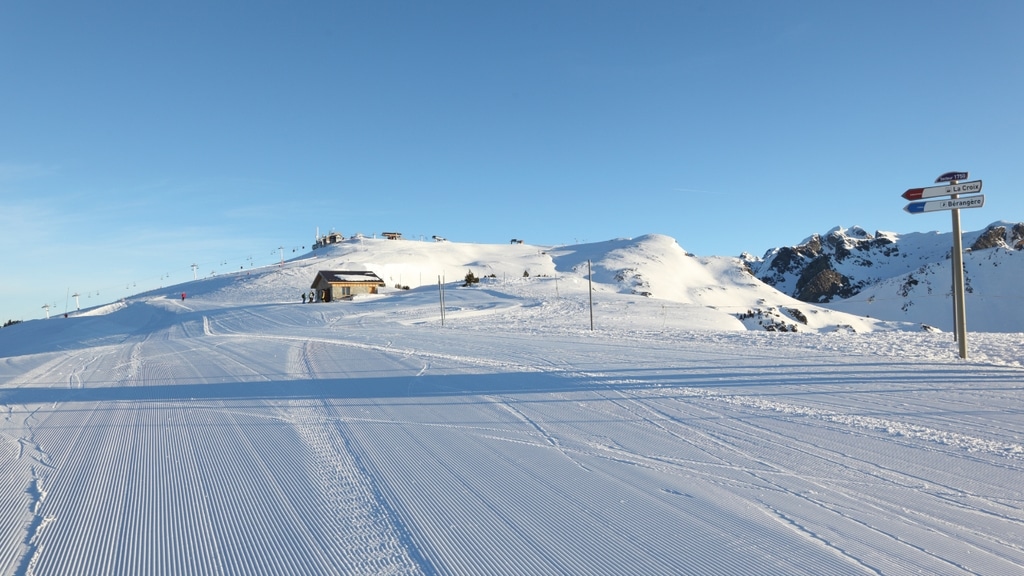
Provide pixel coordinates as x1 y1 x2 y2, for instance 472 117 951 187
949 186 968 358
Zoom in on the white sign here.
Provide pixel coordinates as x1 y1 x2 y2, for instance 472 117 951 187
902 179 982 201
905 194 985 214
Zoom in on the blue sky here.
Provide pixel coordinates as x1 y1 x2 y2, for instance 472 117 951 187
3 1 1022 322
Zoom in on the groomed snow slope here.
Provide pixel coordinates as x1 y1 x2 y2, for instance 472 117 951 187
0 237 1022 575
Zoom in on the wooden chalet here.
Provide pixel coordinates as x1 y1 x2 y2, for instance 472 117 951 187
310 270 386 302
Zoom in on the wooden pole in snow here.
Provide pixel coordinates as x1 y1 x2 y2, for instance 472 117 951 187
588 260 594 331
438 276 445 327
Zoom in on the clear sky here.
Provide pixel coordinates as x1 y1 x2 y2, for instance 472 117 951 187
3 1 1022 322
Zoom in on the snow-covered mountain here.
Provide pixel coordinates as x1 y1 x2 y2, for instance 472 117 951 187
744 221 1024 332
137 233 921 335
8 223 1021 336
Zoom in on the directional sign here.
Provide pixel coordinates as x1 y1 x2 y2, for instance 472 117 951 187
903 179 982 201
935 171 969 183
905 194 985 214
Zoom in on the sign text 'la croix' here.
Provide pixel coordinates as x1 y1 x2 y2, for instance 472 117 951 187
902 180 983 201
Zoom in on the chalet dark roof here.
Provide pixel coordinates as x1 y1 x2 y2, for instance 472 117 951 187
312 270 385 287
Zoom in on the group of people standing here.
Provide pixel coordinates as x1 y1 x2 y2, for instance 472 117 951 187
302 290 327 303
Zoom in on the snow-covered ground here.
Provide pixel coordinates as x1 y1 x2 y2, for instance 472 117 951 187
1 237 1022 575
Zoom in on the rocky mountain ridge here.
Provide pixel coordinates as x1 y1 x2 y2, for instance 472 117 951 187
745 221 1024 304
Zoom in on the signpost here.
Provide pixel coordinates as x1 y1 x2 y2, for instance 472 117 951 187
902 171 982 359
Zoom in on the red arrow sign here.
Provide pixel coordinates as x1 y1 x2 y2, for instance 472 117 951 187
903 180 982 201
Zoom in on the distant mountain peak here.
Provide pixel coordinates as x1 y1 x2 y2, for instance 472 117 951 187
968 222 1024 251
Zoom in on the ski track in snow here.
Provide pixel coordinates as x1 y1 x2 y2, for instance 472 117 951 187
0 290 1022 574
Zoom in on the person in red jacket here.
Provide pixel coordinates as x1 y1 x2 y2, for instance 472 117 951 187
181 292 186 301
